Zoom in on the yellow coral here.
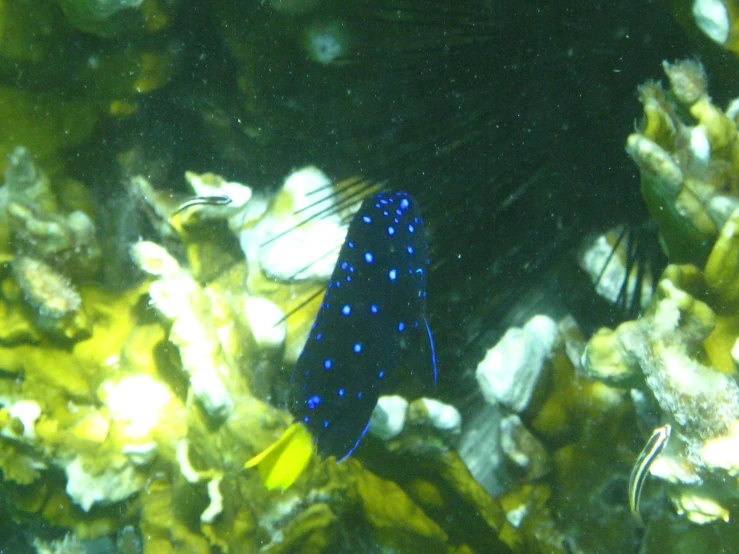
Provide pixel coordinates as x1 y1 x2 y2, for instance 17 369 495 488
627 61 739 267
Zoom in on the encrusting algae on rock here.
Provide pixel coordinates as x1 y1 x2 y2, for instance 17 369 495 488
0 154 513 552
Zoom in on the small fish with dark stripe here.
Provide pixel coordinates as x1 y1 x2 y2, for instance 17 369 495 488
172 194 233 215
246 191 436 489
628 424 671 525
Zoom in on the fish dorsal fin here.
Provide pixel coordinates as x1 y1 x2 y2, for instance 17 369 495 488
424 316 438 385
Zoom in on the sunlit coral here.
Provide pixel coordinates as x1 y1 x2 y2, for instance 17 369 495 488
584 59 739 525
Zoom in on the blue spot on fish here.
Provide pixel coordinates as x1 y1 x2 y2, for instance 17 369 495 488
291 192 434 460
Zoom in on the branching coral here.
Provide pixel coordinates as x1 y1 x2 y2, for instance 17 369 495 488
584 59 739 525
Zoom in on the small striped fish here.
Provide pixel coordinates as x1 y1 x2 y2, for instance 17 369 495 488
628 424 671 525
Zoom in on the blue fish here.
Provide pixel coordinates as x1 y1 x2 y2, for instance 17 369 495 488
293 191 435 459
246 191 436 489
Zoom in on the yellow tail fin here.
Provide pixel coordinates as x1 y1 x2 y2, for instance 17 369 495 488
244 422 315 490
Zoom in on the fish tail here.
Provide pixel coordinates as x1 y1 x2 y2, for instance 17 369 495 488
244 422 315 490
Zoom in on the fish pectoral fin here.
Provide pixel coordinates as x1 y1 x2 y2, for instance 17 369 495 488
244 422 315 491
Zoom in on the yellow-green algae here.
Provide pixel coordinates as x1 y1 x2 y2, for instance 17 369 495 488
0 0 178 178
488 327 645 553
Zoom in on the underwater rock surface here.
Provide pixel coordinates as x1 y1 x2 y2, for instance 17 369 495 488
7 0 739 551
0 163 511 552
